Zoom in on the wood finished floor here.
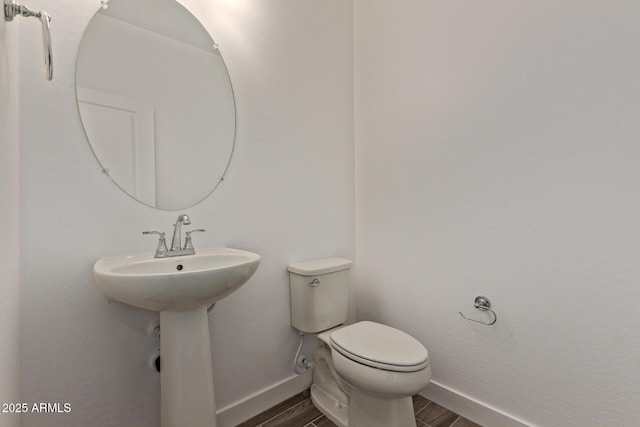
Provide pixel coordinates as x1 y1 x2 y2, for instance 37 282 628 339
237 390 482 427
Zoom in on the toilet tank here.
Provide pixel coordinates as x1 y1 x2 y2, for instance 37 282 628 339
288 257 352 333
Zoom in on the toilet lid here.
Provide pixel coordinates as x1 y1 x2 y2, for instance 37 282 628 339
329 321 429 372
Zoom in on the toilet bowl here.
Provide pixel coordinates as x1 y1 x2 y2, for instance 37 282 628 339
288 258 431 427
311 322 431 427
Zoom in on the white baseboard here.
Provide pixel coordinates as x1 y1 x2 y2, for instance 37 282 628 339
216 372 312 427
216 374 532 427
422 380 533 427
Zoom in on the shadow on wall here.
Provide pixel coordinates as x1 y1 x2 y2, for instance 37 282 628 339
103 300 159 337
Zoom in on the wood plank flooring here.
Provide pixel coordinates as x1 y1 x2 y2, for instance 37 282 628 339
238 390 482 427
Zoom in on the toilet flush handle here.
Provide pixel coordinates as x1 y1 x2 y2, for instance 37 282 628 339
309 278 320 287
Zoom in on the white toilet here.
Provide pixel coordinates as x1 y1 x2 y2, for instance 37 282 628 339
289 258 431 427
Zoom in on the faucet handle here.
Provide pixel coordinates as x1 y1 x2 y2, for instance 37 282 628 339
184 229 205 251
186 229 206 236
143 231 168 258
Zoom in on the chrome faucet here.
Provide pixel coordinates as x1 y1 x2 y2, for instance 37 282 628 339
170 213 191 251
143 214 205 258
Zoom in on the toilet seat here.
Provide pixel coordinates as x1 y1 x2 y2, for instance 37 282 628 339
329 321 429 372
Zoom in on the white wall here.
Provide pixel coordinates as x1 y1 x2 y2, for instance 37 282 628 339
19 1 353 426
0 14 22 427
354 1 640 426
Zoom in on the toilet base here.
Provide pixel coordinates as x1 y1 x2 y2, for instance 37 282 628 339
310 384 348 427
312 383 418 427
349 389 416 427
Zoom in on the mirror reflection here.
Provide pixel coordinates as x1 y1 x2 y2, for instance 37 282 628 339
76 0 235 210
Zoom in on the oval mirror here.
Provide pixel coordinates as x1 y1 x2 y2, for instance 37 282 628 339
76 0 235 210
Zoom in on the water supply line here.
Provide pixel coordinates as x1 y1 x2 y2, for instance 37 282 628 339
293 332 314 375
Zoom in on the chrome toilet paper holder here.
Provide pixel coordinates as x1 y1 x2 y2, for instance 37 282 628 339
459 295 497 326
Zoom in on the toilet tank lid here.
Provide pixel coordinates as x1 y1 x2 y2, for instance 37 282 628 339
288 257 352 275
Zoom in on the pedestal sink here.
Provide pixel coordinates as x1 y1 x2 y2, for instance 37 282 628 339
93 248 260 427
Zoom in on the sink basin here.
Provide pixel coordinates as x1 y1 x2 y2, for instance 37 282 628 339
93 247 260 311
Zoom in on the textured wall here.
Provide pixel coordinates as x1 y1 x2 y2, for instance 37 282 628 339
19 1 353 426
0 15 22 427
354 1 640 425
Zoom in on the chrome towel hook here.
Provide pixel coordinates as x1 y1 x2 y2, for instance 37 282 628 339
4 0 53 80
459 296 497 326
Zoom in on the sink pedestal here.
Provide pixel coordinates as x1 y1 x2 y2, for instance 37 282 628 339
160 307 216 427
